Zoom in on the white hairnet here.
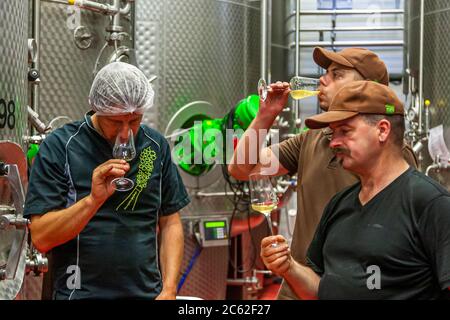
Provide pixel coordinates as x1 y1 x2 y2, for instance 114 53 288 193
88 62 154 115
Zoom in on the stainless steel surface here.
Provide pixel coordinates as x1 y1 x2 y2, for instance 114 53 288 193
37 0 133 124
177 219 229 300
31 0 41 118
134 0 271 299
288 40 404 48
135 0 264 215
293 0 300 123
294 0 300 76
418 0 425 136
135 0 261 132
267 0 272 83
288 26 404 33
0 141 29 300
0 1 29 149
407 0 450 189
287 9 404 17
261 0 268 79
0 242 27 300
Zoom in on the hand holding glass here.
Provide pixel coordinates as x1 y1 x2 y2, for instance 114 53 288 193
111 128 136 191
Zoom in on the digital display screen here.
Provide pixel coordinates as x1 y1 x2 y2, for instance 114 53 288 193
205 221 225 228
203 220 227 241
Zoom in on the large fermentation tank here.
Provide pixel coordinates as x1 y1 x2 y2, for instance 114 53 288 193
0 1 45 301
135 0 264 299
406 0 450 188
0 0 29 148
37 0 133 124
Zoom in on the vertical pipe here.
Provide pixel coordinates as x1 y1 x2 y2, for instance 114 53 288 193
267 0 272 83
243 4 248 95
418 0 424 136
294 0 300 125
130 0 135 50
112 0 121 30
260 0 267 80
31 0 41 117
294 0 300 77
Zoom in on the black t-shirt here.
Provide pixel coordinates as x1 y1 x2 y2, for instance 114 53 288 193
306 167 450 299
24 113 190 299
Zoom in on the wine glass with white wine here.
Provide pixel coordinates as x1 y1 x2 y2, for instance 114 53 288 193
257 76 320 102
289 76 320 100
111 128 136 192
249 173 279 244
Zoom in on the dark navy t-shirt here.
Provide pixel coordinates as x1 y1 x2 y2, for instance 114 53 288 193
24 112 190 299
306 167 450 300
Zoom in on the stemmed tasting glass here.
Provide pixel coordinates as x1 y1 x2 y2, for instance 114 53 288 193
257 76 320 101
111 128 136 192
249 173 279 245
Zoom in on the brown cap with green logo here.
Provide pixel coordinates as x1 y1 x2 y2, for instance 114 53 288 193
313 47 389 86
305 80 404 129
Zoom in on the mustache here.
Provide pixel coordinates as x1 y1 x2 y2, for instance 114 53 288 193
331 147 351 156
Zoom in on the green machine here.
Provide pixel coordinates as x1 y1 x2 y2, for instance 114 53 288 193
173 95 260 176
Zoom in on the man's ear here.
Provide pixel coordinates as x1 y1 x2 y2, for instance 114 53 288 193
377 119 391 143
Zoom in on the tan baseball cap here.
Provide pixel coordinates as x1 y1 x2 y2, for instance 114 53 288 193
305 81 404 129
313 47 389 86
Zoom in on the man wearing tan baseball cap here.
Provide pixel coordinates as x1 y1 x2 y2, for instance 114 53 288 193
314 47 389 111
260 81 450 299
305 79 403 129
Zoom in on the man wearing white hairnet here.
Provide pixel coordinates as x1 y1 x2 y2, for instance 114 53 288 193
24 62 190 300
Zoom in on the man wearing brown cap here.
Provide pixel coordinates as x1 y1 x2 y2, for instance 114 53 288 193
228 47 417 299
260 81 450 299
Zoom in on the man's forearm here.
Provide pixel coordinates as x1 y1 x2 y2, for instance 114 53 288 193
228 113 276 179
159 216 184 294
283 261 321 300
30 195 103 253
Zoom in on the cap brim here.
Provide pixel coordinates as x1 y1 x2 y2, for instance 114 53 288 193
305 111 359 129
313 47 354 69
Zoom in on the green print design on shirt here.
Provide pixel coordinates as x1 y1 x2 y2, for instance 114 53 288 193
116 146 158 211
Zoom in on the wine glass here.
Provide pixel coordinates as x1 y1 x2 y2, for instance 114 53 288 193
111 128 136 192
257 76 320 101
257 78 268 101
289 76 320 100
249 173 279 246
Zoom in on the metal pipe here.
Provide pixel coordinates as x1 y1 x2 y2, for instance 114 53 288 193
293 0 300 126
418 0 425 136
112 0 122 30
425 163 439 176
294 0 300 77
31 0 41 117
260 0 267 79
286 9 404 19
267 0 272 83
226 277 259 286
196 191 243 198
69 0 113 14
41 0 71 5
286 26 404 34
120 2 131 15
288 40 404 48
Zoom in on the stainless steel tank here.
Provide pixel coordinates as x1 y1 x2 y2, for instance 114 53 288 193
0 0 29 148
406 0 450 188
135 0 263 299
37 0 133 124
